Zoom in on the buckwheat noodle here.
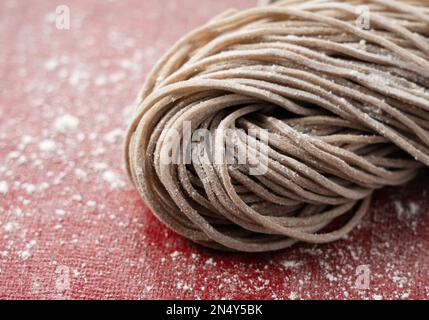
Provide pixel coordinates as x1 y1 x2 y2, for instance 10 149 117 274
124 0 429 252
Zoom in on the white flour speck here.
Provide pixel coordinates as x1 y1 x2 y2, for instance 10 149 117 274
0 181 8 194
289 292 298 300
326 273 338 282
4 222 18 232
86 200 96 207
23 183 36 194
19 250 31 260
280 260 302 269
38 139 56 152
109 72 125 83
205 258 216 267
94 75 107 86
102 170 125 189
74 168 87 180
55 209 66 217
72 194 83 202
408 202 420 215
26 240 36 249
18 135 33 150
44 58 58 71
393 201 404 216
54 114 80 132
69 70 90 88
104 128 124 144
73 269 80 278
170 251 181 260
93 162 108 172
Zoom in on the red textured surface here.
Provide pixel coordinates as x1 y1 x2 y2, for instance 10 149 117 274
0 0 428 300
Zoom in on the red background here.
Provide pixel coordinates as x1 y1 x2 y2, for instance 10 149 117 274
0 0 428 300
